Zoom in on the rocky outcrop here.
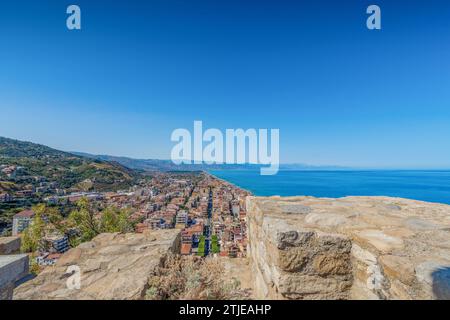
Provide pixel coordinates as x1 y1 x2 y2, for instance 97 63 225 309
246 196 450 300
13 229 180 300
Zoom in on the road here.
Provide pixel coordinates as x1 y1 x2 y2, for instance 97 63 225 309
203 188 213 256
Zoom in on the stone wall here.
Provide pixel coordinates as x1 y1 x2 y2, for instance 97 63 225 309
0 282 15 300
246 196 450 300
0 236 21 255
0 254 29 300
13 229 180 300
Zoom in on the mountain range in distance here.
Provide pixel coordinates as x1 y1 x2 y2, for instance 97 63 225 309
71 152 347 172
5 136 441 177
0 135 346 185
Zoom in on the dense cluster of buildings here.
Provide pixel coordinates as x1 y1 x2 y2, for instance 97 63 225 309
142 173 251 258
208 177 250 258
3 171 252 270
0 165 63 201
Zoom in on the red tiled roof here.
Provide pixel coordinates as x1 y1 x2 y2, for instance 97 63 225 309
180 243 192 255
14 209 35 218
186 224 203 234
69 196 82 203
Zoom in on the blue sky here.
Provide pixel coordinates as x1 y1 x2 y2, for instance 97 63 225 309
1 0 450 168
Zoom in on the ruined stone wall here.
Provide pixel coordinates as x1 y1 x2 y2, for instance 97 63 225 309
0 237 27 300
0 236 21 255
0 254 29 300
13 229 180 300
246 198 353 299
246 196 450 300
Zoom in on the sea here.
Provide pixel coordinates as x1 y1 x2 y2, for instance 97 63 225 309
209 170 450 205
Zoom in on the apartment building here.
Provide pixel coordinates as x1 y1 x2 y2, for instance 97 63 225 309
12 210 35 236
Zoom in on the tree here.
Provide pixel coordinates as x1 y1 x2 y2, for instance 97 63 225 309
211 235 220 254
40 204 66 233
68 198 99 243
68 197 133 245
100 206 133 233
197 236 206 257
20 205 46 253
20 203 66 253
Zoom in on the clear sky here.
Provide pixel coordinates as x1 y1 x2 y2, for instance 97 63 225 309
1 0 450 168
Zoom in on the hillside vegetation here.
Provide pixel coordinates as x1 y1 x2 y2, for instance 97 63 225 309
0 136 139 192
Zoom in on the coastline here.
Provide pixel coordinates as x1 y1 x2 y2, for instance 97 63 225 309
207 169 450 205
204 170 254 196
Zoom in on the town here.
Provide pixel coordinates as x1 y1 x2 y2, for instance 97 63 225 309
1 163 250 270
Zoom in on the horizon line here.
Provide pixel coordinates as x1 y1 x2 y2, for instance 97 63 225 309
2 135 450 171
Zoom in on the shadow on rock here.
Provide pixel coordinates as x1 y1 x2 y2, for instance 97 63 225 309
432 266 450 300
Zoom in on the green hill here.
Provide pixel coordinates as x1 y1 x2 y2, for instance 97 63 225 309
0 137 139 192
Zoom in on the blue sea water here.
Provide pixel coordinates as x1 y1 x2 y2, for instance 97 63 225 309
209 170 450 205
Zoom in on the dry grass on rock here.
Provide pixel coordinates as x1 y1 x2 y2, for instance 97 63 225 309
146 254 250 300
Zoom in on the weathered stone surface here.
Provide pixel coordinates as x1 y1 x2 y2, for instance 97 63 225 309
56 248 82 266
415 261 450 299
0 282 15 300
379 255 415 285
354 230 404 253
0 236 21 255
247 196 450 300
313 253 352 276
0 254 29 300
278 273 352 300
13 230 180 300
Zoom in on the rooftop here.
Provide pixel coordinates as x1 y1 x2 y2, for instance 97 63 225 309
13 210 35 218
180 243 192 255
